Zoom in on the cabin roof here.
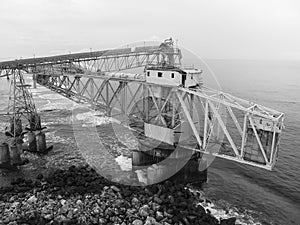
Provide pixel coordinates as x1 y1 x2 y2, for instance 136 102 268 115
146 65 187 75
146 65 202 75
182 68 202 73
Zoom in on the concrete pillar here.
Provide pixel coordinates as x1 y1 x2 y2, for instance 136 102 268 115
133 141 207 185
36 131 47 152
0 142 10 167
132 150 143 166
16 137 23 154
28 131 37 152
33 74 37 89
9 139 22 166
132 150 154 166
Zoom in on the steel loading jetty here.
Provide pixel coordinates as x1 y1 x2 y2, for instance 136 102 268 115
0 39 285 225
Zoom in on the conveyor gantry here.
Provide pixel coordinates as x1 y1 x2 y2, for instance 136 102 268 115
0 39 284 170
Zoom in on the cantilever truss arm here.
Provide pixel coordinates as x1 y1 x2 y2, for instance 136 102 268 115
177 86 284 170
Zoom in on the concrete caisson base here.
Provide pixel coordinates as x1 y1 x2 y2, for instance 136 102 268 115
132 139 207 185
9 144 23 166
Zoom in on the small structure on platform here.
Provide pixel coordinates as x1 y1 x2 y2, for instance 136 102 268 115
145 65 203 88
130 60 207 184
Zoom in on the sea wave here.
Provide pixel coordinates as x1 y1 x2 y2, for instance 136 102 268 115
39 94 68 100
46 131 72 144
188 188 263 225
40 101 78 111
115 154 132 171
74 111 110 126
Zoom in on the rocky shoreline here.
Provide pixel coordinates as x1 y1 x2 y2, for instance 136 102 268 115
0 165 236 225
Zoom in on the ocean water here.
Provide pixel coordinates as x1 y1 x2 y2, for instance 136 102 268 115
203 59 300 225
0 59 299 225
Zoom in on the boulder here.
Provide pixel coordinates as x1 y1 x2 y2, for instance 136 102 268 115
220 217 236 225
139 204 150 217
27 195 38 204
132 219 143 225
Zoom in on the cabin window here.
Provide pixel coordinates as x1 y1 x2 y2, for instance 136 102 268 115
158 72 162 77
147 71 150 77
171 73 174 78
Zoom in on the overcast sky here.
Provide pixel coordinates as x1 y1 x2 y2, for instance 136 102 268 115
0 0 299 60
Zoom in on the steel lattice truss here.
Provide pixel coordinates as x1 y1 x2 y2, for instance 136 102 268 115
35 72 284 170
0 45 181 75
179 86 284 170
0 40 284 170
6 70 41 137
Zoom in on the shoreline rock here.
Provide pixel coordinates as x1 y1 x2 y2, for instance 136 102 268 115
0 165 236 225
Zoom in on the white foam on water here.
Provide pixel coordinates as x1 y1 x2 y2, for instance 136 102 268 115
197 200 262 225
46 131 70 144
74 111 110 127
31 87 79 111
188 188 262 225
44 115 74 125
0 122 9 132
115 155 132 171
41 118 70 126
39 94 67 100
41 101 78 111
135 169 148 185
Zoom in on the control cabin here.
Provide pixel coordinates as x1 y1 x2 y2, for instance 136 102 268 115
145 66 203 87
